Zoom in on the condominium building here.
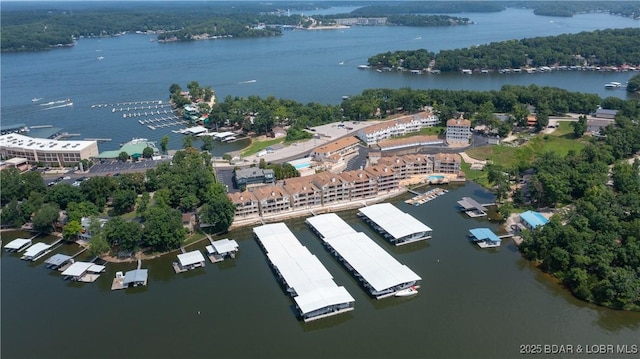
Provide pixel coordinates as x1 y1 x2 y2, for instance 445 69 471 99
357 111 440 146
227 191 260 218
340 169 377 199
283 178 323 209
312 172 352 205
365 165 399 193
0 133 99 167
310 136 360 162
446 118 472 144
253 186 291 215
433 153 462 173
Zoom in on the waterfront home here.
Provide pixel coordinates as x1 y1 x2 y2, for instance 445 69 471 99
21 242 52 261
433 153 462 174
44 254 73 270
282 178 323 209
253 222 355 322
182 212 196 234
4 238 32 252
358 203 432 245
364 165 399 193
312 172 352 205
233 167 275 190
61 261 106 282
79 217 109 241
306 213 422 299
253 186 291 216
519 211 550 230
340 169 377 199
469 228 501 248
227 190 260 218
445 118 472 144
173 250 206 273
270 126 287 138
206 238 239 263
310 136 359 162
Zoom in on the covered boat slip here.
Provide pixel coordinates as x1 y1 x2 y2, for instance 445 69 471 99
4 238 32 252
457 197 488 217
205 238 239 263
469 228 501 249
174 250 206 273
253 223 355 322
113 269 149 290
44 254 73 270
20 242 52 261
358 203 432 246
307 213 422 299
61 262 106 282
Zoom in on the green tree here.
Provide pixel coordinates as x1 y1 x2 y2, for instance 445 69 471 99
103 217 143 251
201 135 214 152
182 136 193 149
160 135 169 153
142 146 154 159
32 203 60 233
142 206 187 251
111 189 138 215
87 234 110 257
62 220 83 241
66 201 100 223
572 115 588 138
1 199 23 227
118 151 130 162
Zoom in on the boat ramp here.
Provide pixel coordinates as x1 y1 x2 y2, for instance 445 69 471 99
358 203 432 246
306 213 422 299
405 187 447 206
253 222 355 322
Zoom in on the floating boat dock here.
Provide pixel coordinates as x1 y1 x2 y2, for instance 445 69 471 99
20 242 52 261
358 203 432 246
44 254 73 270
173 250 206 273
61 261 106 282
111 264 148 291
306 213 422 299
206 237 239 263
405 187 448 206
457 197 489 217
253 223 355 322
469 228 503 248
4 238 33 252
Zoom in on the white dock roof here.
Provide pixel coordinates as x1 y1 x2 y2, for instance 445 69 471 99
358 203 431 239
306 213 357 240
177 250 206 267
22 242 51 258
253 223 355 316
181 126 208 135
4 238 31 250
214 131 235 139
325 232 421 292
60 262 104 277
210 238 239 254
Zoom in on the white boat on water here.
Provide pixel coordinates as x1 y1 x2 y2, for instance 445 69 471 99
32 97 42 102
605 82 622 89
395 286 418 297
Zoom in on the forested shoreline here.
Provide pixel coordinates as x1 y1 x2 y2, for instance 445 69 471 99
367 28 640 73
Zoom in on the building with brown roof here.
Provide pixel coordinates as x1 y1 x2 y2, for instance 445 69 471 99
365 165 399 193
405 154 434 175
283 179 322 209
433 153 461 173
252 186 291 216
310 136 360 162
356 111 439 146
312 172 353 205
377 135 443 151
340 169 377 199
446 118 472 144
228 191 260 218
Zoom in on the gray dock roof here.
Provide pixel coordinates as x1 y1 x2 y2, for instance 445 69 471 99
358 203 432 239
45 254 72 267
457 197 487 211
123 269 148 285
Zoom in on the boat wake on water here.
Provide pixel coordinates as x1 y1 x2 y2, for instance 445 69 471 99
238 80 257 84
38 100 73 111
39 99 69 106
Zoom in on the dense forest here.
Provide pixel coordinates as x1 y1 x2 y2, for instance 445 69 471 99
367 28 640 71
0 149 235 256
517 104 640 310
315 13 472 27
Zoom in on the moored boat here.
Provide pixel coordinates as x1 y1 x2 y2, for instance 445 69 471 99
395 286 418 297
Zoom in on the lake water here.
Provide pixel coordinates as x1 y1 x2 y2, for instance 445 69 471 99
1 8 639 153
1 7 640 359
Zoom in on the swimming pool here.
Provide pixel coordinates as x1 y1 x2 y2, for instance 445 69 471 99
428 175 445 180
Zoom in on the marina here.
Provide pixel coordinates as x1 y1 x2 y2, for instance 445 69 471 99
405 187 448 206
253 222 355 322
358 203 432 246
306 213 422 299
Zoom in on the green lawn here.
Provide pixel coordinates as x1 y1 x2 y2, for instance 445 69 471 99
465 126 587 180
240 137 284 157
396 126 445 138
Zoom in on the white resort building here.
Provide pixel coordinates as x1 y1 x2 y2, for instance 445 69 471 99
446 118 472 144
0 133 99 167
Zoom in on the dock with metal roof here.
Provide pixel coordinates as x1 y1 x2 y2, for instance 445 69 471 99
173 250 206 273
205 238 239 263
4 238 33 252
20 242 52 261
61 262 106 282
253 223 355 322
469 228 501 248
357 203 432 246
457 197 488 217
306 213 422 299
44 254 73 270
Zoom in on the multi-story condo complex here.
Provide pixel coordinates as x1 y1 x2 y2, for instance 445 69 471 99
433 153 462 173
0 133 99 167
282 178 323 209
340 169 378 199
356 111 439 146
446 118 472 144
310 136 360 162
312 172 353 205
227 191 260 218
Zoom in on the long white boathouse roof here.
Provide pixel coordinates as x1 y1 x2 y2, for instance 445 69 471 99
358 203 432 245
177 250 206 267
21 242 52 260
253 223 354 321
4 238 32 251
61 262 105 277
306 213 421 298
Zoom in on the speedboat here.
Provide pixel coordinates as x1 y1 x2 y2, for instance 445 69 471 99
395 286 418 297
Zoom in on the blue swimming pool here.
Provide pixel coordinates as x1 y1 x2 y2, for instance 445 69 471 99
428 175 445 180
